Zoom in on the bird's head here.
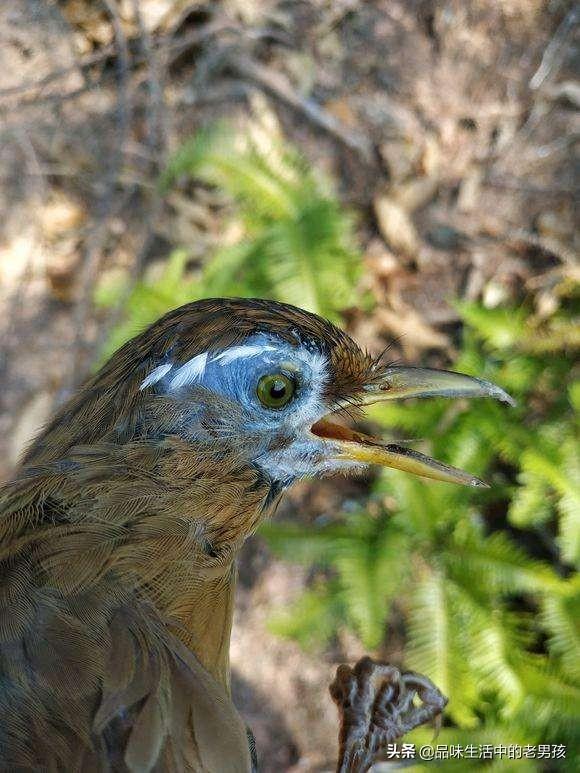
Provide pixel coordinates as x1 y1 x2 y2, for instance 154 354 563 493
24 298 514 491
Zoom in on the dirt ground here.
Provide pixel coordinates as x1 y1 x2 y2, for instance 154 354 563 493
0 1 577 770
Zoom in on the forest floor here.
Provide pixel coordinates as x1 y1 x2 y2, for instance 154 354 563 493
0 1 577 769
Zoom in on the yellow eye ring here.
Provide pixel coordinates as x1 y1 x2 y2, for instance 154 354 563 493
257 373 296 409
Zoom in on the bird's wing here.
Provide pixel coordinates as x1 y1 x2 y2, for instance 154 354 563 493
95 609 252 773
0 470 252 772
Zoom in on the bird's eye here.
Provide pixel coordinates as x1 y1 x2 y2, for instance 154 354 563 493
256 373 296 409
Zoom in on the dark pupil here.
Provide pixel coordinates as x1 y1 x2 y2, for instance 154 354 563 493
269 379 287 400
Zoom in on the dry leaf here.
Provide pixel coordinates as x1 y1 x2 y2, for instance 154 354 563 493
457 164 483 213
120 0 190 33
535 291 560 319
420 134 441 178
376 307 449 357
45 251 81 303
536 208 575 243
378 139 421 183
373 196 419 260
364 238 401 279
546 80 580 108
39 194 85 241
325 98 358 127
61 0 114 46
392 176 438 213
483 280 511 308
9 391 54 468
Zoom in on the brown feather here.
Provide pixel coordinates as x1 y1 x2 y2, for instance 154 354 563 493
0 298 371 770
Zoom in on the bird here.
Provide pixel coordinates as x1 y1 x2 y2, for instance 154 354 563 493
0 297 514 772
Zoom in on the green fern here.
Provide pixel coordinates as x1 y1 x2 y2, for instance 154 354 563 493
267 582 344 651
96 122 362 358
541 582 580 682
406 567 481 727
95 249 202 360
161 123 360 321
262 300 579 766
261 513 411 650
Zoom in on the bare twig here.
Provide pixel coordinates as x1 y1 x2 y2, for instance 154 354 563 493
530 6 579 90
0 47 115 99
13 128 47 201
165 20 239 64
505 229 578 266
4 84 101 110
90 0 169 359
0 20 231 104
483 174 576 197
1 13 377 167
180 81 251 107
131 0 167 160
63 0 133 394
229 54 376 163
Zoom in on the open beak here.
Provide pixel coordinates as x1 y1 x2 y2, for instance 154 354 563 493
311 367 515 487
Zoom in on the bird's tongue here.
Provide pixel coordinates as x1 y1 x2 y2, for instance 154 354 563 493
310 417 488 488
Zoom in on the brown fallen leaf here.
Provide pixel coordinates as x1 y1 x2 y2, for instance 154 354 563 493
378 138 421 183
364 238 402 279
373 196 419 261
39 194 86 241
9 391 54 468
376 306 450 358
392 175 439 214
45 250 82 303
457 164 483 213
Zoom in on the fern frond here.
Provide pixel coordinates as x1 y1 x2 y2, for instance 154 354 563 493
509 471 552 528
405 724 539 772
559 490 580 568
366 398 448 436
161 122 360 321
406 568 479 726
96 249 199 360
259 519 353 566
334 525 410 649
522 315 580 354
267 582 344 650
457 594 528 715
569 380 580 412
458 303 528 350
447 529 564 596
512 657 580 735
558 439 580 567
541 586 580 681
264 199 358 318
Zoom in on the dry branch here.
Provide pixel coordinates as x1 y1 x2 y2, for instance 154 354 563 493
229 54 376 163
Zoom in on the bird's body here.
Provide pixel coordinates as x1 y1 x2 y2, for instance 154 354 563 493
0 299 512 771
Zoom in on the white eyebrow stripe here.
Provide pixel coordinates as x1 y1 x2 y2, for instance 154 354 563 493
168 352 209 390
212 344 277 365
139 363 173 390
143 341 308 392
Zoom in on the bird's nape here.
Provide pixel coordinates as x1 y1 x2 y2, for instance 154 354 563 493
310 365 515 487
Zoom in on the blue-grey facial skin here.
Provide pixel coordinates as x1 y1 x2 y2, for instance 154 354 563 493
188 334 325 430
143 333 360 485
